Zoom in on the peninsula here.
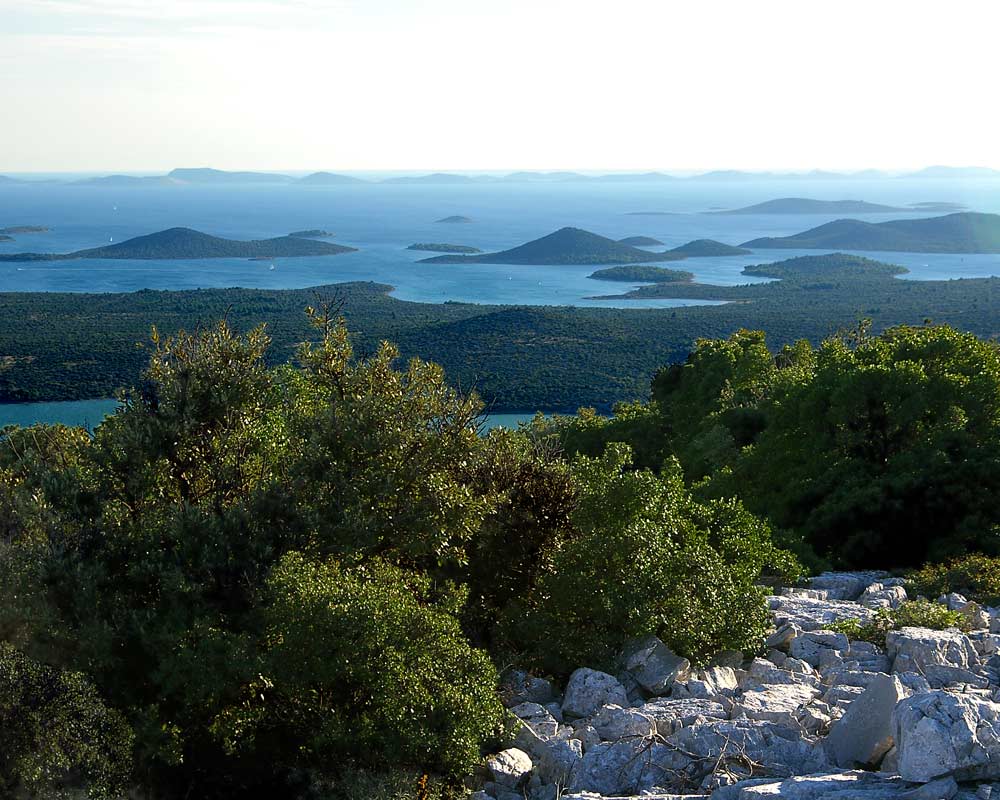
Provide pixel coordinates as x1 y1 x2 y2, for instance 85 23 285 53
0 227 357 262
407 243 483 254
288 229 335 238
742 211 1000 253
712 198 909 214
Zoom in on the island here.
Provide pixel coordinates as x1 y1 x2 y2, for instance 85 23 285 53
386 173 479 185
711 198 910 214
624 211 680 216
288 229 335 238
589 265 694 282
417 227 687 265
296 172 366 185
618 236 664 246
0 227 357 262
909 202 967 213
167 168 294 184
741 212 1000 253
74 175 180 187
0 226 50 234
0 235 11 242
668 239 751 256
435 215 474 224
406 243 483 254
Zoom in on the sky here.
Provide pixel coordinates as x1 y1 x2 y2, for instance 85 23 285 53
1 0 998 173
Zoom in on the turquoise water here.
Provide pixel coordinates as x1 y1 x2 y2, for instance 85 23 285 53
0 398 119 431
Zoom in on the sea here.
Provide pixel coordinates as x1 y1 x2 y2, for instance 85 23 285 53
3 175 1000 430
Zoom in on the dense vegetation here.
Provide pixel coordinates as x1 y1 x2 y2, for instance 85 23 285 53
4 253 1000 411
588 265 695 282
0 227 356 261
0 313 793 797
541 322 1000 569
742 211 1000 253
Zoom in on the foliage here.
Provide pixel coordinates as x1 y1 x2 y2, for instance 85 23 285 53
0 643 133 799
908 555 1000 606
828 600 970 644
508 444 800 673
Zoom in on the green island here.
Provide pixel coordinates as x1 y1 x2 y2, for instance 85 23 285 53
0 225 50 234
406 243 484 253
288 229 335 238
435 215 474 223
4 253 1000 412
0 227 357 261
712 197 909 214
588 264 694 282
668 238 751 256
617 235 664 246
743 211 1000 253
0 235 11 242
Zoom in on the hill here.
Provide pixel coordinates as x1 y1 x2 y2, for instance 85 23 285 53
297 172 366 185
407 243 483 254
167 168 293 184
618 236 664 246
589 265 694 282
668 239 751 256
713 198 908 214
742 212 1000 253
417 227 685 265
741 253 909 281
0 227 357 261
435 216 474 224
74 175 180 187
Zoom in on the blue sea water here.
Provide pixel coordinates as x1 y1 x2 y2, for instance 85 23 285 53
2 176 1000 428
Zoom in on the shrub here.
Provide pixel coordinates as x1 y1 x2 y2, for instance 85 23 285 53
829 599 970 644
508 444 800 673
213 553 505 778
908 555 1000 606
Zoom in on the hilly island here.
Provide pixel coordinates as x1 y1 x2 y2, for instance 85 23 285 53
0 227 357 261
713 197 911 214
417 227 747 265
743 211 1000 253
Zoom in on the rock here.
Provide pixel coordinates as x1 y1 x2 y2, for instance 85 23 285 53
510 702 559 738
780 587 830 600
543 701 563 722
940 592 970 610
589 703 656 741
860 583 908 610
825 673 905 768
711 771 957 799
622 635 691 696
744 658 820 689
669 719 831 778
502 669 555 707
534 737 582 786
486 748 533 789
789 630 850 667
769 594 877 631
733 682 821 726
710 650 746 669
886 626 985 688
570 739 686 795
970 632 1000 657
960 601 992 631
673 666 739 699
562 668 629 719
893 691 1000 782
767 623 801 651
810 572 888 601
571 722 601 752
641 697 729 736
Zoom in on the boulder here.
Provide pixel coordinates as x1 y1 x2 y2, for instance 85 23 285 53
789 630 850 667
886 626 985 688
766 623 801 651
569 739 687 796
768 594 877 631
533 736 583 786
673 666 739 699
960 601 992 631
589 703 656 741
825 673 905 768
810 572 888 601
860 582 908 610
893 691 1000 782
509 702 559 737
502 669 555 707
562 668 629 719
622 635 691 696
710 771 957 799
641 697 729 736
940 592 970 610
733 682 821 726
485 747 533 789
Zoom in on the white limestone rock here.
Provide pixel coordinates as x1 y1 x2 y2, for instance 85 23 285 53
485 747 533 789
621 635 691 696
886 626 986 688
589 703 656 741
825 673 905 768
562 668 629 719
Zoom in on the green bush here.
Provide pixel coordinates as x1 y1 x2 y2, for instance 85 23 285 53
829 599 970 644
0 643 133 799
908 555 1000 606
508 444 800 673
214 553 504 777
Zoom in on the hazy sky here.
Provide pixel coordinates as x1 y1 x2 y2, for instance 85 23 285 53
2 0 998 173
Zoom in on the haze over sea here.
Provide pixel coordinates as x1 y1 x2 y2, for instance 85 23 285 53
3 174 1000 428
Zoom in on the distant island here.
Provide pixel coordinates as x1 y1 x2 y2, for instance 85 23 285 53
589 265 694 282
288 229 335 238
388 174 478 185
0 226 49 234
668 239 751 256
908 201 967 212
167 168 293 184
73 175 180 187
0 235 11 242
712 198 910 214
406 243 483 254
417 227 686 265
0 227 357 262
435 215 474 224
297 172 365 185
624 211 680 216
742 211 1000 253
618 236 664 246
